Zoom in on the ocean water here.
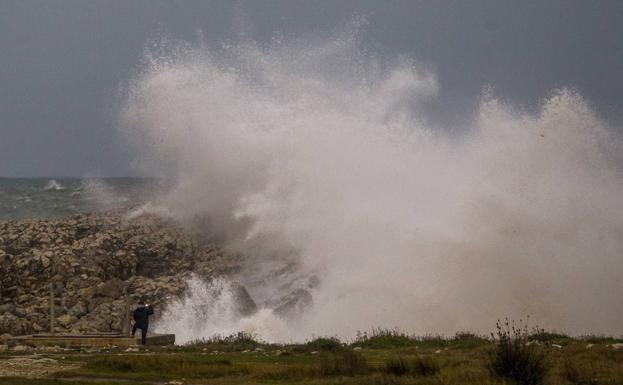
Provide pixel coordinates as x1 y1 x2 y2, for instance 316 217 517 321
0 177 160 222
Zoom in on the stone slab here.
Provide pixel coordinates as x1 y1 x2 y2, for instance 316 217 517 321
7 333 175 347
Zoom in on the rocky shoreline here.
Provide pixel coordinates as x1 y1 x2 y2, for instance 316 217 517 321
0 211 243 336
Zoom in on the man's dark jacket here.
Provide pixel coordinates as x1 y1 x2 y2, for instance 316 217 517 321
133 306 154 327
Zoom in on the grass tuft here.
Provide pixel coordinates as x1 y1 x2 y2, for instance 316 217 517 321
184 331 263 352
319 349 369 376
529 329 572 345
410 355 441 376
563 360 599 385
384 356 411 376
579 334 623 344
306 336 343 351
488 318 549 385
353 328 418 349
83 354 248 379
383 355 440 377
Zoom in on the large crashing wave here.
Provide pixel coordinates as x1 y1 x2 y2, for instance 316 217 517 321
156 276 292 344
120 29 623 341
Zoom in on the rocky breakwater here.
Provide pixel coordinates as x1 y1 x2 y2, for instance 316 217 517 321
0 211 242 336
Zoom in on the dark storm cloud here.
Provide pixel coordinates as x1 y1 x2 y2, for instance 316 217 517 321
1 0 622 176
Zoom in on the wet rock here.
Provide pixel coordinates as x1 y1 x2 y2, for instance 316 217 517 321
273 289 313 319
232 283 258 317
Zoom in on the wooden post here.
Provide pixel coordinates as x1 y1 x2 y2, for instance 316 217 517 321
49 283 55 334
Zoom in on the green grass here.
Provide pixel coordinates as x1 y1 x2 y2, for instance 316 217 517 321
319 349 369 376
305 336 344 351
384 355 440 376
87 354 247 377
1 329 620 385
46 340 622 385
580 335 623 344
183 331 264 352
353 328 420 349
0 379 154 385
350 328 489 350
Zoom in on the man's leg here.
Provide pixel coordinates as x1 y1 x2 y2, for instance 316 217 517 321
141 325 148 345
131 324 138 337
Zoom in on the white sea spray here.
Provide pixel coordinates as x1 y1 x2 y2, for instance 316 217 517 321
122 30 623 341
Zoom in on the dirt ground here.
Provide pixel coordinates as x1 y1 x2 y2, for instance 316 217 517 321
0 355 81 378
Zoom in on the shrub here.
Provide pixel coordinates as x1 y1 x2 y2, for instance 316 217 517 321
488 318 549 385
185 331 263 352
579 334 623 344
353 328 418 349
417 334 450 349
410 355 440 376
452 331 489 349
319 349 369 376
528 329 571 345
384 356 410 376
454 331 480 340
383 355 440 377
306 336 343 351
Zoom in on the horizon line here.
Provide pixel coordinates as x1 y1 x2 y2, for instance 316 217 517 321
0 175 157 179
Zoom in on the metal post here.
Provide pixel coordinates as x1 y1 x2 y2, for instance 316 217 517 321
123 285 131 336
49 283 55 334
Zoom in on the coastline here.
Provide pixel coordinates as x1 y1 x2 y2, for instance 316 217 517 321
0 210 240 337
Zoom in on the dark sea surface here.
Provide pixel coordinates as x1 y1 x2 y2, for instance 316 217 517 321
0 178 162 221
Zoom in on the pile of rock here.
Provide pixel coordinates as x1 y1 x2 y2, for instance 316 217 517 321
0 212 241 335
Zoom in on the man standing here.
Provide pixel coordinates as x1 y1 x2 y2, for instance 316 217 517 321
132 301 153 345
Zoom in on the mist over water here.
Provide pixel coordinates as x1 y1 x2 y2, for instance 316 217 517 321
121 30 623 341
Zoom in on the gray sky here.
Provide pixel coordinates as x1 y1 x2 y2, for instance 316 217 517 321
1 0 622 177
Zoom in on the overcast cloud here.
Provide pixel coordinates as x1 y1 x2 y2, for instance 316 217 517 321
1 0 622 177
